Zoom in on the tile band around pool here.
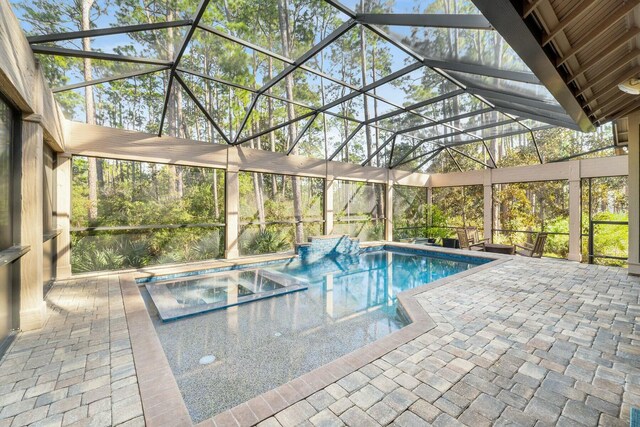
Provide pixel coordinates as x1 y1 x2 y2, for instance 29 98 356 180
125 243 505 425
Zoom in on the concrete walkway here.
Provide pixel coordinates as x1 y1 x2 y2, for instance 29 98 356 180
0 256 638 426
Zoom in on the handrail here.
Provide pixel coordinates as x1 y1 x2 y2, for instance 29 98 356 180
334 217 385 222
240 219 324 226
0 246 30 266
590 220 628 225
493 228 569 236
71 223 225 232
588 220 628 264
43 229 62 242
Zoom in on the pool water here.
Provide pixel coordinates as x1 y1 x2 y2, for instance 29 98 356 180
146 269 308 321
268 250 479 321
145 248 483 422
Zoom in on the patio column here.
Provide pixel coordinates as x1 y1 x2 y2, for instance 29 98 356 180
568 162 582 262
18 114 45 331
426 185 432 233
385 174 393 241
483 169 492 241
55 153 72 279
324 163 334 235
628 111 640 275
225 167 239 259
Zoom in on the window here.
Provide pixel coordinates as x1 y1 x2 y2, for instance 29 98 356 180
392 185 427 241
0 95 15 348
582 176 628 266
43 144 57 285
0 97 12 251
334 180 385 241
493 180 569 258
71 157 225 272
431 185 483 238
239 172 324 255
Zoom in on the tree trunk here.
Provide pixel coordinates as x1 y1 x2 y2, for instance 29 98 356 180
267 52 278 196
208 74 221 220
82 0 98 222
359 26 372 161
278 0 304 243
81 0 98 222
371 45 380 167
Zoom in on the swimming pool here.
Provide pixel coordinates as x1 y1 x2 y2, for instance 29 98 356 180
143 246 487 422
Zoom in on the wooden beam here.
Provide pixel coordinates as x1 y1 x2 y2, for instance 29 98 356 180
584 88 626 109
523 0 546 18
63 121 398 183
575 49 640 97
609 99 640 121
595 94 639 121
541 0 599 46
586 65 640 102
556 0 640 67
567 27 640 84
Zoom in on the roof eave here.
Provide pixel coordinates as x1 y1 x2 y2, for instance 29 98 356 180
472 0 596 132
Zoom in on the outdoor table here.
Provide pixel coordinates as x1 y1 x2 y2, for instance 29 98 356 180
484 243 515 255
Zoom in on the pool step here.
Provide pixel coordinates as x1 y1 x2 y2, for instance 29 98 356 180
296 235 360 259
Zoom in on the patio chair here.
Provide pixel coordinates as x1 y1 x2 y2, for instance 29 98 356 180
466 227 490 245
515 233 548 258
456 228 485 251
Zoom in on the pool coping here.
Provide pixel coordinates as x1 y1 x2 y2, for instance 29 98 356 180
119 243 510 427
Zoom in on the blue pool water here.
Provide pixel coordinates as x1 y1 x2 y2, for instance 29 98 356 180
145 247 486 422
268 249 481 321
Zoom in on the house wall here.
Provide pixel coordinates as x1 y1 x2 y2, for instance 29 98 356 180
0 0 67 331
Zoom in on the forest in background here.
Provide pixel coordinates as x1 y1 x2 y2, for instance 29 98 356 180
14 0 628 271
392 178 628 264
72 157 226 272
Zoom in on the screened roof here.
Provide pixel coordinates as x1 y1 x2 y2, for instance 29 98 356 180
11 0 622 173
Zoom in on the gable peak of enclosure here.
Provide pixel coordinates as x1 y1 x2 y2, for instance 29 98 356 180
9 0 626 172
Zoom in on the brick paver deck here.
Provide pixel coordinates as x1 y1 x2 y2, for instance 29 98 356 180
259 257 640 427
0 276 143 427
0 255 638 426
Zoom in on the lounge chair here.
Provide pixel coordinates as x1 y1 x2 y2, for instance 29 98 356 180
466 227 490 245
515 233 547 258
456 228 485 251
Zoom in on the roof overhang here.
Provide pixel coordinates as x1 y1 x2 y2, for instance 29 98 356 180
471 0 596 132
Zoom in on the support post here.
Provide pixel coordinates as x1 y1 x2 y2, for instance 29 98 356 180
18 114 45 331
628 111 640 274
426 185 433 231
483 169 492 241
55 153 72 278
324 163 334 235
225 149 240 259
568 161 582 262
385 173 393 241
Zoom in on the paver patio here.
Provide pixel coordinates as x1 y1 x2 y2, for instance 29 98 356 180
0 255 638 426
